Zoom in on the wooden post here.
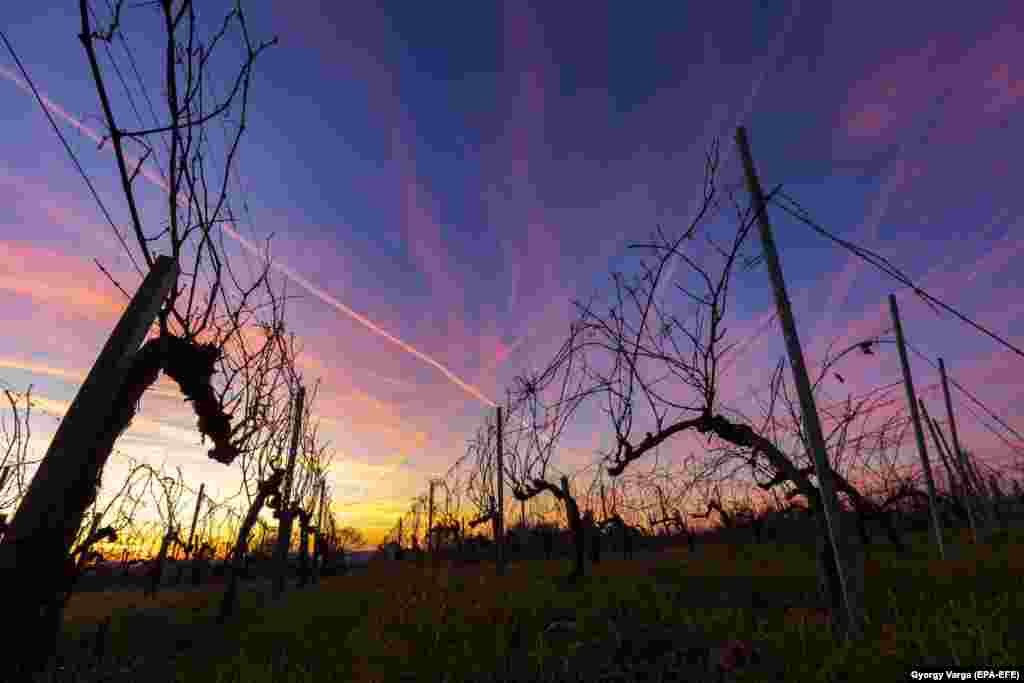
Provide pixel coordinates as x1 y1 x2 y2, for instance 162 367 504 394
919 402 959 496
217 470 286 623
185 483 205 558
427 480 436 556
963 452 990 511
736 127 863 640
932 414 974 500
939 359 995 538
921 401 976 544
889 294 945 559
148 524 180 598
313 479 326 584
272 385 306 600
0 254 177 674
496 406 505 576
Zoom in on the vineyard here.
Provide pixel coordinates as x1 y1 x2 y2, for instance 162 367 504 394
2 1 1022 681
28 516 1024 681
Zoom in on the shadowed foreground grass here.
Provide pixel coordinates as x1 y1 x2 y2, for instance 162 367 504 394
45 525 1023 682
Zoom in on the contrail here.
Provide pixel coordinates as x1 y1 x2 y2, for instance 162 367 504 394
224 227 498 407
1 64 498 409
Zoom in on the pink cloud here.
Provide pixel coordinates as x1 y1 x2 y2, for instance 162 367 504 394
0 241 124 318
0 164 128 253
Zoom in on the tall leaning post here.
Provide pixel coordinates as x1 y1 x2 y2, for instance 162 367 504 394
939 358 994 540
889 294 945 559
185 483 206 559
921 399 977 545
184 482 205 585
0 254 178 672
735 127 863 641
312 478 326 584
427 479 436 563
496 406 506 576
272 384 306 600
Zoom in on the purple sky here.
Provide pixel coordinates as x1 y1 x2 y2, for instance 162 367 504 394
2 1 1022 546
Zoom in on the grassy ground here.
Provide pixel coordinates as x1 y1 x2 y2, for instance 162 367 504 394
44 524 1024 682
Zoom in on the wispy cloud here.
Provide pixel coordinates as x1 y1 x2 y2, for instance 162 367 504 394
0 241 123 317
0 65 498 409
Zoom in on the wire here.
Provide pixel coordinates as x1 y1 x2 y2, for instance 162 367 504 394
903 341 1024 457
770 190 1024 361
0 30 143 279
100 0 170 188
10 9 1023 542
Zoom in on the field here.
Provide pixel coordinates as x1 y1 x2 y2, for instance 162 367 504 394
34 521 1023 682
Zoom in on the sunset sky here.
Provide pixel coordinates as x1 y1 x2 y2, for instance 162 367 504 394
2 1 1022 551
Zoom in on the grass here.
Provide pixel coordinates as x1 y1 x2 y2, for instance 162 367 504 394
47 524 1024 682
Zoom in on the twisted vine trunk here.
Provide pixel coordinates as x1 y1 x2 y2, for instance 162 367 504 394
58 517 117 610
611 412 867 640
2 334 239 675
560 479 586 583
508 478 586 578
591 524 602 564
218 469 285 623
146 527 181 598
297 509 313 588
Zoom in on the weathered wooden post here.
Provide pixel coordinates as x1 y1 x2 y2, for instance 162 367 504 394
312 479 326 584
964 451 997 526
939 359 995 539
185 484 205 558
147 524 181 597
297 507 315 587
218 470 286 622
737 126 864 643
0 255 177 673
272 385 305 600
180 483 205 584
427 480 436 557
889 294 945 559
600 483 608 521
496 406 506 576
921 400 977 544
736 127 863 640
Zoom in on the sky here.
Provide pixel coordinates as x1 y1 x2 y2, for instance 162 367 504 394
1 1 1022 551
